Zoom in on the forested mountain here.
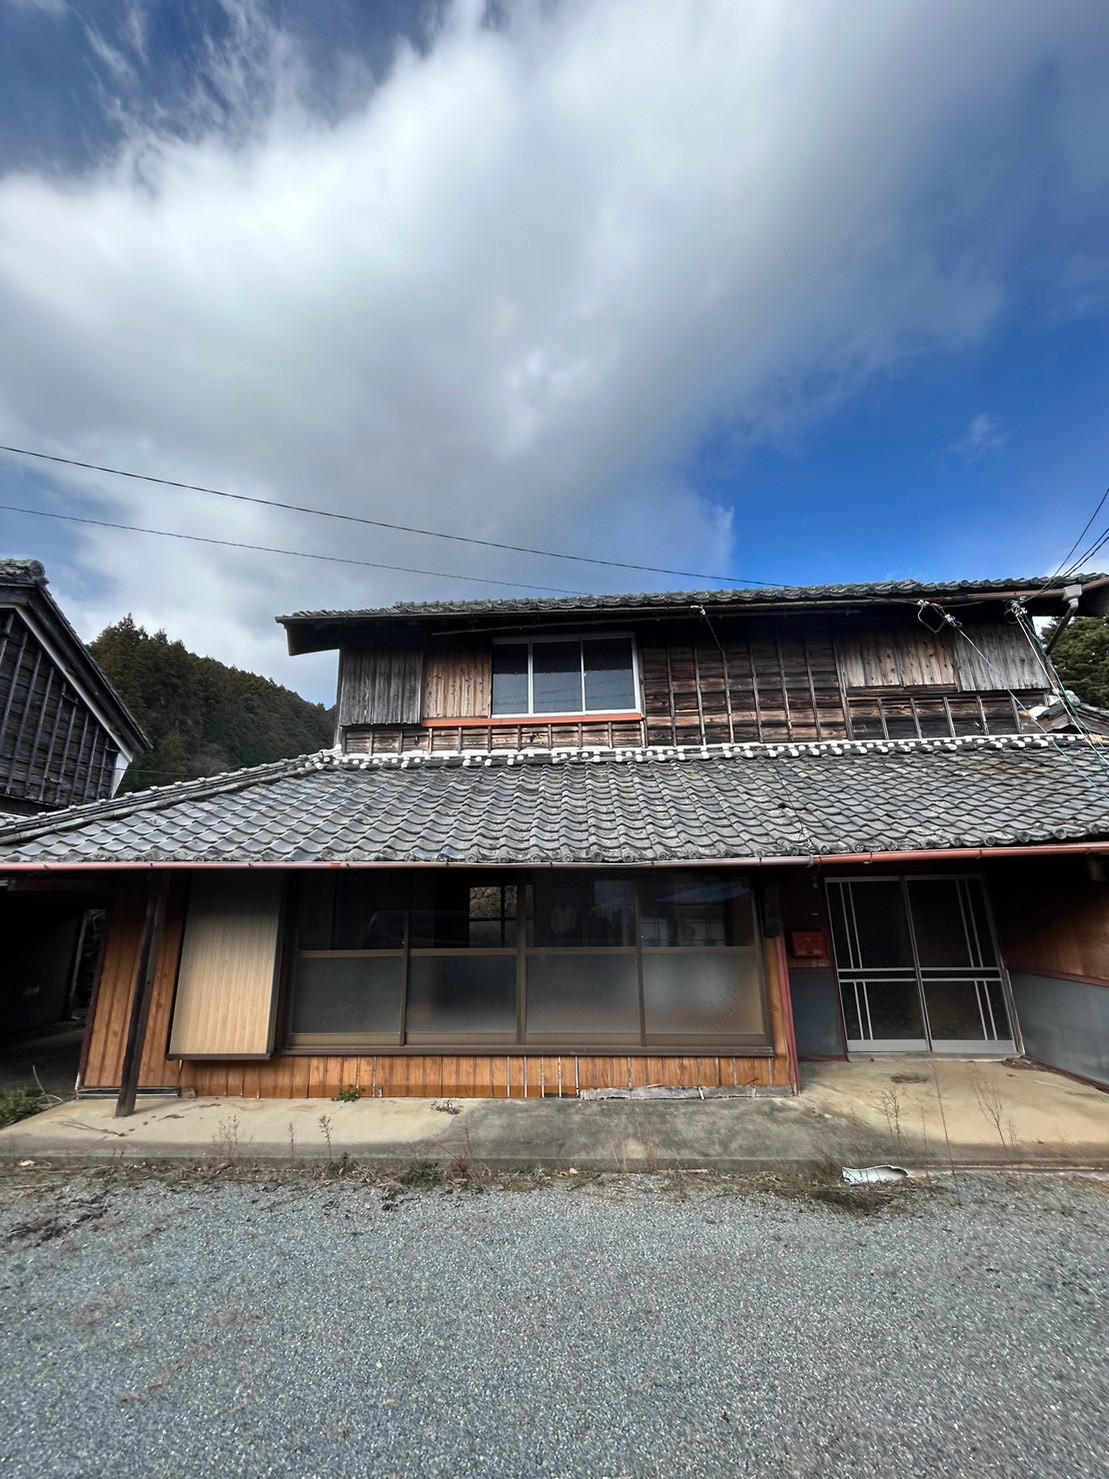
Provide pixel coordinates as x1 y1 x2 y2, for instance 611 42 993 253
89 617 334 793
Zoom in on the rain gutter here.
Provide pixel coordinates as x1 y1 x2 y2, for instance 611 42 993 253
3 841 1109 873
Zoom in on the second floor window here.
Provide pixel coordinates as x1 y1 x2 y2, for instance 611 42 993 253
492 636 638 716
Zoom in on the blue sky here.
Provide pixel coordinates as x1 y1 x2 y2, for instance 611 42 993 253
1 0 1107 702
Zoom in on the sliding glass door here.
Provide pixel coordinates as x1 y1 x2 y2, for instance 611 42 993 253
827 876 1015 1053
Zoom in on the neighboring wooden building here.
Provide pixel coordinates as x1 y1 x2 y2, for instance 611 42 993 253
1 574 1108 1099
0 559 148 1041
0 559 148 815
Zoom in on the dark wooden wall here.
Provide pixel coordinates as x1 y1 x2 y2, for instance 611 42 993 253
338 612 1046 753
0 609 121 811
987 859 1109 984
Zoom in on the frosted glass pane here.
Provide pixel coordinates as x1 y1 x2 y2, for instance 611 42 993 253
643 952 766 1037
291 957 402 1036
406 956 516 1037
525 954 639 1036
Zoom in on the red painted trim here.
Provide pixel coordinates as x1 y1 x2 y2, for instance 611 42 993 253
422 714 644 728
774 931 801 1094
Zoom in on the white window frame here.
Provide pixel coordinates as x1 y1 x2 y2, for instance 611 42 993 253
490 632 642 719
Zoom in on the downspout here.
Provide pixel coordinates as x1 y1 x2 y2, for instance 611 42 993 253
1044 583 1084 656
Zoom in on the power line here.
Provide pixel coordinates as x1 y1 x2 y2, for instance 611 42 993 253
1029 485 1109 598
1008 600 1109 783
0 442 776 587
919 600 1109 792
1059 525 1109 583
0 503 587 596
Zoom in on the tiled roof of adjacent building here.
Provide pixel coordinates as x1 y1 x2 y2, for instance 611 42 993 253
0 559 47 585
0 735 1107 866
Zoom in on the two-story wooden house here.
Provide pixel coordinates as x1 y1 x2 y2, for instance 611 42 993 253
1 574 1107 1100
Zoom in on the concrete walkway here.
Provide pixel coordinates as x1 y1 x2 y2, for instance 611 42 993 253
2 1056 1106 1171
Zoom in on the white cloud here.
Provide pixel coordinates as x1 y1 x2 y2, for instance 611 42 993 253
0 0 1107 698
953 412 1009 461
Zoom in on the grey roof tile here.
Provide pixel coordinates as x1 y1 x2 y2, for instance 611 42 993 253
0 735 1108 866
278 573 1109 627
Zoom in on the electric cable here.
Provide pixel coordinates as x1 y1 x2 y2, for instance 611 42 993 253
0 442 777 587
1008 601 1109 782
919 601 1109 793
1027 486 1109 599
0 503 587 596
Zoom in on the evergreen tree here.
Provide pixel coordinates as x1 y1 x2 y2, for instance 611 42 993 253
1041 615 1109 709
89 618 334 792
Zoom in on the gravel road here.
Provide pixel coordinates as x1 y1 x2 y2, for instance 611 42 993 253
1 1168 1105 1478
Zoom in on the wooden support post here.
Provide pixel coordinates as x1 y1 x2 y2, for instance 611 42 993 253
115 876 170 1118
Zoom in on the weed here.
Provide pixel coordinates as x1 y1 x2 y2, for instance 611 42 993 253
333 1087 360 1103
211 1115 241 1161
318 1114 334 1159
875 1087 905 1148
432 1099 462 1116
0 1089 49 1128
750 1170 926 1218
968 1068 1017 1152
398 1159 443 1188
287 1122 296 1162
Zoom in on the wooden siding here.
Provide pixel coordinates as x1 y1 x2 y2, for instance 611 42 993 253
837 620 1045 693
346 720 646 754
949 622 1047 692
837 626 957 688
0 608 121 809
337 615 1044 752
846 689 1032 740
338 645 424 727
640 628 845 745
81 877 793 1096
168 875 283 1057
422 638 492 719
82 879 188 1092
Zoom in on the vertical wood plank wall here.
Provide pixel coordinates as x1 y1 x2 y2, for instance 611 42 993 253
81 879 794 1098
337 646 423 726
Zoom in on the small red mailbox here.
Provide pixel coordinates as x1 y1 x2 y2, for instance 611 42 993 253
790 930 827 959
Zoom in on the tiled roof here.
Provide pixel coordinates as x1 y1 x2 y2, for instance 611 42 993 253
278 573 1109 626
1 735 1107 866
0 559 47 586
